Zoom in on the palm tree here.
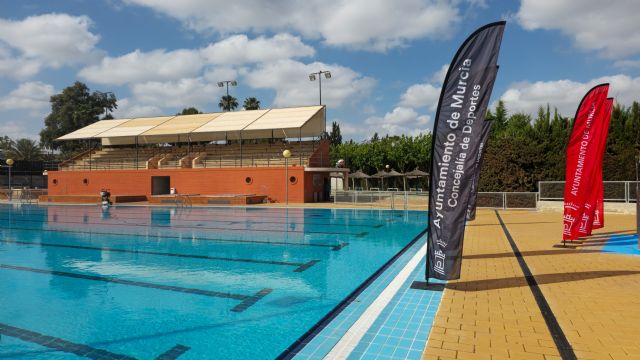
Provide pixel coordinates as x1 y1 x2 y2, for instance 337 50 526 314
7 138 42 160
243 97 261 110
218 95 238 112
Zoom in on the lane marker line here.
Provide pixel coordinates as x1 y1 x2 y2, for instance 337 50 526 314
495 210 576 360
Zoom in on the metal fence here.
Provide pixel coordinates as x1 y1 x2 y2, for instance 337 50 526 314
0 188 47 202
539 181 640 202
333 190 538 210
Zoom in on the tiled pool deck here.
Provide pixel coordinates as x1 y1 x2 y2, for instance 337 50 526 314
422 209 640 360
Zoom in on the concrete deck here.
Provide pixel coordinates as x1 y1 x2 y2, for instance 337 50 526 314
423 209 640 360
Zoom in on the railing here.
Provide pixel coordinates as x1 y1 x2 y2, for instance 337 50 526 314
333 190 538 210
539 181 640 202
60 149 326 170
0 188 47 202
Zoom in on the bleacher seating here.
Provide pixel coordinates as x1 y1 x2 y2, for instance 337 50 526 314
59 141 326 171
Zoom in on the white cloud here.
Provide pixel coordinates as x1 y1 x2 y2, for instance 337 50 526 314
0 120 39 139
124 0 460 51
0 81 55 111
129 78 222 109
517 0 640 58
0 45 42 79
245 59 376 108
397 64 448 110
398 83 440 111
112 98 164 118
79 33 314 86
79 48 204 86
613 59 640 70
201 33 314 65
364 106 431 136
497 74 640 117
431 64 449 85
0 13 101 73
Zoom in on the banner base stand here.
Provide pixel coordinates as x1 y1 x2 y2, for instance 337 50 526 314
553 243 578 249
410 281 445 291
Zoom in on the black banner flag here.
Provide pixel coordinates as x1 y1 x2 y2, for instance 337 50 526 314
466 65 498 221
427 22 506 280
466 118 493 221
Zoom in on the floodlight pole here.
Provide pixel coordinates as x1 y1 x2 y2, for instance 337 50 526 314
217 80 237 112
309 70 332 138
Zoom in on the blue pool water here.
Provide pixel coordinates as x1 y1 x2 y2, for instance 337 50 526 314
0 204 427 359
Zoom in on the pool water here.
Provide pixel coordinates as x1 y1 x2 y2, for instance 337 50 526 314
0 204 427 359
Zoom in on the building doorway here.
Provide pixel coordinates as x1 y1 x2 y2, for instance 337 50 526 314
151 176 170 195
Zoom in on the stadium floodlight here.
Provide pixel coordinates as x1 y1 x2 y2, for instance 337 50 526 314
309 71 333 136
217 80 238 111
308 70 332 105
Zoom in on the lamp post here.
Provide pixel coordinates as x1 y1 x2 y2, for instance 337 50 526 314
217 80 237 111
309 70 332 138
635 153 640 250
6 158 13 201
283 149 292 205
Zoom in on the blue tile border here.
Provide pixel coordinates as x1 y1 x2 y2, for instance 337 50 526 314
286 229 430 359
348 257 444 360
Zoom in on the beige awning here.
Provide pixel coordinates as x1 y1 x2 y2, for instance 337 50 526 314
56 106 325 144
189 109 268 140
142 113 221 136
56 119 131 140
243 106 323 138
98 116 175 137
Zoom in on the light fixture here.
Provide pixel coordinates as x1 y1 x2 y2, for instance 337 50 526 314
324 71 331 79
217 82 224 87
308 74 316 81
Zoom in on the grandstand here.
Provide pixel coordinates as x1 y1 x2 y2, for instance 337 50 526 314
45 106 347 204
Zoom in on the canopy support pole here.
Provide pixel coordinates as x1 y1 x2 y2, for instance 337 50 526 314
135 137 139 169
240 132 243 168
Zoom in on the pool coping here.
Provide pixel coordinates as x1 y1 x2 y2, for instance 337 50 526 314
276 227 428 359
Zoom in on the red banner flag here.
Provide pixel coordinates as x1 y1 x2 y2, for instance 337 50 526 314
591 98 614 231
579 97 613 236
563 84 609 241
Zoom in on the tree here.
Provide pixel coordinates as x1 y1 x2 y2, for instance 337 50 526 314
0 136 12 151
329 121 342 145
6 138 42 161
177 107 201 115
40 82 117 153
218 95 238 111
243 97 260 110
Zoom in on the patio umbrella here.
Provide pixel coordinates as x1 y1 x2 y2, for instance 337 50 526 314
349 170 370 190
370 169 388 190
404 168 429 190
385 169 405 190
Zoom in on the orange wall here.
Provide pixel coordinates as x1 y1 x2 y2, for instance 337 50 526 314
47 166 328 203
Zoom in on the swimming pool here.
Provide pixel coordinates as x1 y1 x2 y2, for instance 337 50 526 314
0 204 427 359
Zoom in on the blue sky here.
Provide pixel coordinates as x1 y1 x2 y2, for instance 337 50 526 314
1 0 639 142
